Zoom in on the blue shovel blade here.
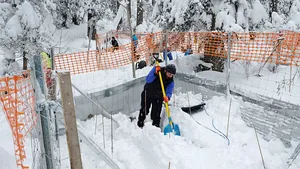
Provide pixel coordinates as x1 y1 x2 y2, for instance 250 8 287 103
173 124 181 136
163 123 181 136
163 124 172 135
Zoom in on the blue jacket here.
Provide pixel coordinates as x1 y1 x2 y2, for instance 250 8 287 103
184 48 192 56
163 49 173 60
132 34 138 48
132 34 138 41
145 66 174 99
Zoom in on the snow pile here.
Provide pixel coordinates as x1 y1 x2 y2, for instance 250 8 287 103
171 91 203 108
0 109 17 169
0 147 17 169
79 94 298 169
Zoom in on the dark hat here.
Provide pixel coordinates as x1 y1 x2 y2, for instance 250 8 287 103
166 64 176 74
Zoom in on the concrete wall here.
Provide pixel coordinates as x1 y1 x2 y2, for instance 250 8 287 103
74 76 145 119
73 73 300 145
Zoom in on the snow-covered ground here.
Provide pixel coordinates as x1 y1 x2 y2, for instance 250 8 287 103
2 56 300 169
79 94 299 169
0 113 18 169
1 23 300 169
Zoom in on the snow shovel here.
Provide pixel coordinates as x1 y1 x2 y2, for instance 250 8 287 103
154 57 180 136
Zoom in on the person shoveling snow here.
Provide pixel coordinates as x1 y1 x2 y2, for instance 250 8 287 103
137 64 176 129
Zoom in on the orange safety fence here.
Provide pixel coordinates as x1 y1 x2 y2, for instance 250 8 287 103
173 31 300 66
229 31 300 65
54 31 300 75
54 50 99 74
0 71 37 169
56 32 164 74
95 30 150 50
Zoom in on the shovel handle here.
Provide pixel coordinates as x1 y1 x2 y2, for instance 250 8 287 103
154 60 173 127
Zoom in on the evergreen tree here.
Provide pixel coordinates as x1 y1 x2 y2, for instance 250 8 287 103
248 0 271 31
287 0 300 29
278 0 294 18
54 0 82 28
202 0 216 30
174 0 204 31
53 0 114 28
236 0 251 30
143 0 155 27
0 0 55 58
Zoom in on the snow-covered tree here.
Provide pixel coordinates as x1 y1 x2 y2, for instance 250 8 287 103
137 0 155 31
53 0 114 28
286 0 300 30
152 0 172 30
0 0 56 73
233 0 251 30
215 1 238 31
137 0 143 27
277 0 293 23
172 0 205 31
109 0 300 32
248 0 271 31
54 0 83 28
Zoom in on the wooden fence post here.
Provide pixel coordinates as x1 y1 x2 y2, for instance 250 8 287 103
57 71 83 169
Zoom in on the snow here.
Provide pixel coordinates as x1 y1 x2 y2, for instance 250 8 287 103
112 1 126 30
0 1 300 169
272 12 284 28
290 12 300 26
16 1 41 29
78 95 298 169
0 147 17 169
0 47 21 75
5 15 22 39
170 0 189 24
4 0 42 40
251 0 269 25
0 112 17 169
3 43 300 169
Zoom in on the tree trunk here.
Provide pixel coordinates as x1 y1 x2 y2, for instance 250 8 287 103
234 1 239 24
117 18 123 30
211 13 216 31
272 0 278 12
128 0 134 32
137 0 143 27
128 0 131 18
87 9 96 40
203 0 215 31
22 51 27 70
270 0 278 20
114 0 119 14
116 1 123 30
117 0 120 9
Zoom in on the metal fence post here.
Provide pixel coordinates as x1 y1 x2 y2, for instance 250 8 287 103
164 26 168 66
226 32 232 97
50 48 55 70
126 4 136 78
33 55 54 169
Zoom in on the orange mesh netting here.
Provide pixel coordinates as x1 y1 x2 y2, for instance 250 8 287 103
0 71 37 169
54 31 300 75
56 32 164 74
54 50 99 74
181 31 300 65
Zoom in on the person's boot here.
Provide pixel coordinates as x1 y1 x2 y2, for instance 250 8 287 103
137 120 144 128
152 121 160 128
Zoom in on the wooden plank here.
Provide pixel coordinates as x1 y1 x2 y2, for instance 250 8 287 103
58 71 83 169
